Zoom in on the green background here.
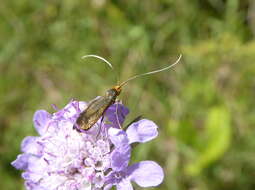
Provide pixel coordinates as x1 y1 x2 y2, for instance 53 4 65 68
1 0 255 189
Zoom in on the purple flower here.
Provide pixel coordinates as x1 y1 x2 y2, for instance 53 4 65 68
12 100 164 190
104 125 163 190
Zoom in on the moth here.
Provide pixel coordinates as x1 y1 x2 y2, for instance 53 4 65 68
75 54 182 131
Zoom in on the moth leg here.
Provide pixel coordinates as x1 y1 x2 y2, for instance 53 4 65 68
96 115 105 139
115 102 122 129
115 98 122 104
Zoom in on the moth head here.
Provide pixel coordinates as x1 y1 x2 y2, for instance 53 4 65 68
113 85 122 96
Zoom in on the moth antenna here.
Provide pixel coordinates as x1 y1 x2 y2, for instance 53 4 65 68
119 54 182 87
82 54 113 69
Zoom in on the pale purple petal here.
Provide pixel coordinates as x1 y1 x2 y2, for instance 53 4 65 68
11 153 31 170
93 172 105 188
108 128 129 147
104 171 116 186
22 171 42 183
127 161 164 187
116 178 133 190
25 181 42 190
21 136 43 156
104 103 129 128
126 119 158 144
33 110 51 135
111 147 130 171
108 128 131 171
27 157 47 173
103 184 113 190
33 186 47 190
62 101 87 119
25 181 47 190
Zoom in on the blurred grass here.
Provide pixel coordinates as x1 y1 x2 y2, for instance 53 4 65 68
1 0 255 189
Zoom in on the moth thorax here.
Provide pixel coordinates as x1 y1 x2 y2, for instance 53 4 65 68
106 87 121 99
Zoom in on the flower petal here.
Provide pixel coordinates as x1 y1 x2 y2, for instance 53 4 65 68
108 128 129 147
104 171 116 187
127 161 164 187
108 128 131 171
116 178 133 190
104 184 113 190
22 171 42 183
62 100 87 119
21 136 43 156
126 119 158 144
111 147 131 171
104 103 129 128
11 153 31 170
27 157 47 173
25 181 46 190
93 172 105 188
33 110 51 135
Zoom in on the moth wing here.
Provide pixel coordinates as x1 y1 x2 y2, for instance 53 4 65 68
84 96 110 117
76 96 112 130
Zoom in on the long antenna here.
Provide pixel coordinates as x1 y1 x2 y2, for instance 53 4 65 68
82 54 113 69
119 54 182 87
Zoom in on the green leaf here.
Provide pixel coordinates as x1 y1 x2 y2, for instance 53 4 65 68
186 106 231 176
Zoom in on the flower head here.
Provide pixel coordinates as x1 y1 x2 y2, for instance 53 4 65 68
12 100 164 190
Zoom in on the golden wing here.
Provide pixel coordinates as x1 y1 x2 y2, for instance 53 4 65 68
75 96 113 130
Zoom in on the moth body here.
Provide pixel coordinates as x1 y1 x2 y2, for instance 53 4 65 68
75 86 121 130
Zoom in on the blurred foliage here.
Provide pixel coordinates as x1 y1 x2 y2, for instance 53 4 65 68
1 0 255 189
